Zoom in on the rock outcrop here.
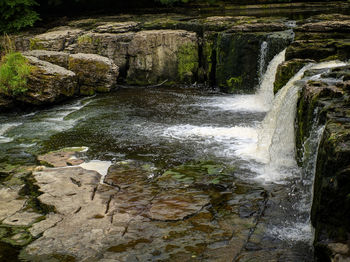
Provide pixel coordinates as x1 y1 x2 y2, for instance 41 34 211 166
9 14 293 92
270 14 350 262
0 51 119 111
17 56 78 106
19 159 268 262
296 66 350 262
68 53 119 94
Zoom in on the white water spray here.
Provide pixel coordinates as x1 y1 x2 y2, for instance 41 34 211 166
251 60 346 181
258 41 268 81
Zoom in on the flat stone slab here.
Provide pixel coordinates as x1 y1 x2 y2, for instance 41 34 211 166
0 187 26 222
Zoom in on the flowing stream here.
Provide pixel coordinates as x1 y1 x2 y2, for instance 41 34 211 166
0 47 347 260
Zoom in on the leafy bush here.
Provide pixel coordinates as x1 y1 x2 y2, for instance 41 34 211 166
0 0 39 33
0 52 32 96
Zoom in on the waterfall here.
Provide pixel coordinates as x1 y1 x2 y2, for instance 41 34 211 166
256 64 312 166
254 60 346 181
256 49 286 110
258 41 268 81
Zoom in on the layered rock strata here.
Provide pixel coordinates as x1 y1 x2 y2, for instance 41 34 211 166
10 15 294 92
0 51 119 110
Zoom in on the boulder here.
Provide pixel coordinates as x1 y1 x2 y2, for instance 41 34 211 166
23 50 120 95
19 56 78 106
68 53 119 95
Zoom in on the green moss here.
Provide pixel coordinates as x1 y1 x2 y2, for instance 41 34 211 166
77 35 93 45
29 38 45 50
226 76 242 91
0 225 32 247
19 173 56 214
177 43 198 83
143 18 180 30
0 52 32 96
158 160 234 187
79 86 95 96
274 59 312 94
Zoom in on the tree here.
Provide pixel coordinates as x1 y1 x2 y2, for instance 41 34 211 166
0 0 39 33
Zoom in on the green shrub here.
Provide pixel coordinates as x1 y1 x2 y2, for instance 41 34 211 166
0 0 39 33
0 52 32 96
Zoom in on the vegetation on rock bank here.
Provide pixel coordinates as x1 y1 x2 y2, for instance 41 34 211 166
0 52 32 96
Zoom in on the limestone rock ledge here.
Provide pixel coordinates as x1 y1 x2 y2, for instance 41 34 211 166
17 56 77 106
0 51 119 111
295 66 350 262
8 14 294 92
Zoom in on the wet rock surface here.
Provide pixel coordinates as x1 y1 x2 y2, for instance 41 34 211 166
296 66 350 262
37 147 87 167
6 158 285 262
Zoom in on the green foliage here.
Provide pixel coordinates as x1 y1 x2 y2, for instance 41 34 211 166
0 52 32 96
226 76 242 87
0 0 39 33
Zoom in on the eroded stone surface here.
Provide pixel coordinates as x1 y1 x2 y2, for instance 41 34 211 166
30 27 83 51
21 160 268 261
0 188 26 222
37 147 86 167
20 56 78 106
68 53 119 95
23 50 70 68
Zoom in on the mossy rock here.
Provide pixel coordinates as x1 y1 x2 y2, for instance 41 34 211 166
274 58 315 94
157 161 234 189
0 225 32 247
215 32 262 93
68 53 119 95
177 43 199 83
286 39 350 62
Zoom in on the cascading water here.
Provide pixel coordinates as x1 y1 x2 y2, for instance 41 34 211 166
249 60 347 181
254 64 313 175
258 41 268 81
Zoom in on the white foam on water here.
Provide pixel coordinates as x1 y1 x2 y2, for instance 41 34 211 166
0 123 22 143
268 222 312 242
79 160 112 184
162 124 258 141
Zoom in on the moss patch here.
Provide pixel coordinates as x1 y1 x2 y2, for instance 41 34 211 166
177 43 198 83
29 39 45 51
